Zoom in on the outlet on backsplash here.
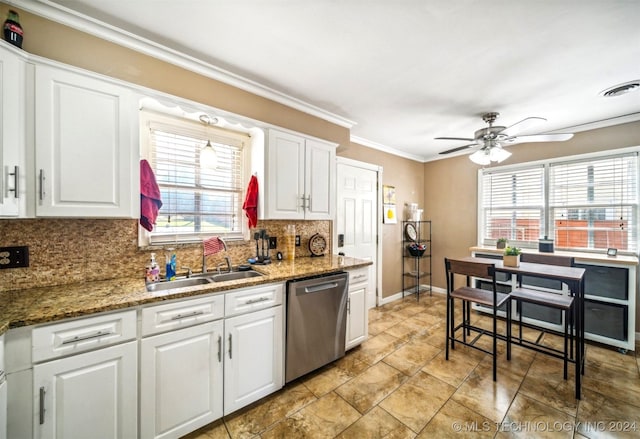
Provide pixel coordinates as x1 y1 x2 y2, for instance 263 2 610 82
0 246 29 268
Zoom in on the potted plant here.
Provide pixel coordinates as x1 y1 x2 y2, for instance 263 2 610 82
503 246 521 267
496 238 507 249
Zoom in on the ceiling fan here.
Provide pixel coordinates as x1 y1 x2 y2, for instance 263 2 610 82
436 112 574 165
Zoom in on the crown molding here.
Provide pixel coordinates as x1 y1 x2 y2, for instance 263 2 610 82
350 135 426 162
10 0 356 129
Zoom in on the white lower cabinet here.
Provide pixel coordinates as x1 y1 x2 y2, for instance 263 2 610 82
223 305 283 415
140 321 224 439
32 341 137 439
346 267 369 350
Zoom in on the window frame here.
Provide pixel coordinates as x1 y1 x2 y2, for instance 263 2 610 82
478 146 640 255
139 110 251 246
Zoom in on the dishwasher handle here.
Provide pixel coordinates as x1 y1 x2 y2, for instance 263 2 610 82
304 282 339 294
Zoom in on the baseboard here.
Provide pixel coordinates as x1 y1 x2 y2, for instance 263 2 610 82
379 286 445 306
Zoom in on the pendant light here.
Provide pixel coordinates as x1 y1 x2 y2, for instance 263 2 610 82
199 114 218 169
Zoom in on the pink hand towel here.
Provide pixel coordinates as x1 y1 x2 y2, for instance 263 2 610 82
140 159 162 232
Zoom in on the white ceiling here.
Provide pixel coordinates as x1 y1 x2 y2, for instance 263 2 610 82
29 0 640 161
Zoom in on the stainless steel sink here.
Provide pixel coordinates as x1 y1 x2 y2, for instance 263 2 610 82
146 269 263 292
146 277 212 292
210 270 264 282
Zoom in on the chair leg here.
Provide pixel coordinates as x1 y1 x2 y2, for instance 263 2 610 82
492 308 497 381
445 296 451 360
518 301 523 343
450 297 456 351
466 301 471 336
506 300 512 361
461 300 467 343
563 309 568 380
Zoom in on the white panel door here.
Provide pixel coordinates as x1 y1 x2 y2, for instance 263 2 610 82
305 138 335 220
140 321 223 439
224 306 283 415
336 161 378 307
33 341 137 439
34 64 136 217
266 130 305 219
0 43 25 217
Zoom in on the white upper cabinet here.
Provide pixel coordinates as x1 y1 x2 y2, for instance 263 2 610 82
34 63 138 217
265 129 335 220
0 42 26 217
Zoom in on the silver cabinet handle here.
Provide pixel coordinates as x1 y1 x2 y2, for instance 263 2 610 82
305 195 311 210
352 274 367 281
347 297 351 314
39 386 46 425
61 330 114 345
170 310 205 320
217 335 222 362
245 297 269 305
228 334 232 359
39 169 45 200
299 194 306 210
8 165 19 198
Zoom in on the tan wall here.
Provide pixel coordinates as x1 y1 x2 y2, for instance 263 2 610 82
425 120 640 329
340 143 425 298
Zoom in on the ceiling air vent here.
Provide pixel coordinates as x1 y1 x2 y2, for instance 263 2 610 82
600 80 640 97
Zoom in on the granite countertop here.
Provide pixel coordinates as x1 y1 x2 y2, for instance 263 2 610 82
0 255 372 335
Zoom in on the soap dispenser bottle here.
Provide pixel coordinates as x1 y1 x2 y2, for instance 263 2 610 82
165 249 177 281
146 253 160 283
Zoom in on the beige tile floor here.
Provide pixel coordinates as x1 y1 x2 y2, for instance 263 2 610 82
184 294 640 439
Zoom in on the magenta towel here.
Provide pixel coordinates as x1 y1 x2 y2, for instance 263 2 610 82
140 159 162 232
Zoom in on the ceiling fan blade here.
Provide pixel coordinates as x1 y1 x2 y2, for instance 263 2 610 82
439 143 478 154
500 117 546 137
504 133 574 145
435 136 475 141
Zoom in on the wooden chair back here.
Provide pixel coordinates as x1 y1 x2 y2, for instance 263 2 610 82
445 258 495 281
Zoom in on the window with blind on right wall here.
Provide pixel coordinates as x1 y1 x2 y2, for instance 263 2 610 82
479 148 639 254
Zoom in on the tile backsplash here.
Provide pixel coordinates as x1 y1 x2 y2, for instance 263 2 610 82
0 218 331 293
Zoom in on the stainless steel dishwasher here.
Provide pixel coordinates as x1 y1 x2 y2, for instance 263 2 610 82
285 272 349 383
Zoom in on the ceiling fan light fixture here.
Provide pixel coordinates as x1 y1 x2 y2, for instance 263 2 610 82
489 146 511 163
469 149 491 165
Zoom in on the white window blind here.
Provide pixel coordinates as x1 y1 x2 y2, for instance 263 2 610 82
549 153 638 252
481 166 545 246
148 120 247 243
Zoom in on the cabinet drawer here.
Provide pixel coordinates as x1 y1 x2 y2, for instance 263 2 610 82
348 267 369 285
585 299 627 341
575 264 628 300
225 283 283 317
32 310 136 363
141 294 224 337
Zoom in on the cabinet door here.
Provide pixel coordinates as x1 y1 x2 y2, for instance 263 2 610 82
140 321 223 439
304 138 335 220
33 341 137 439
346 282 368 350
224 306 283 415
34 64 136 217
0 43 25 217
266 130 305 219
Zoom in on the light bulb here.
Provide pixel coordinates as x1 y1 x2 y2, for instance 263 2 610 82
489 147 511 163
201 140 218 169
469 149 491 165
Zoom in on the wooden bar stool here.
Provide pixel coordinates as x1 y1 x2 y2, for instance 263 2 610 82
510 253 575 379
445 258 511 381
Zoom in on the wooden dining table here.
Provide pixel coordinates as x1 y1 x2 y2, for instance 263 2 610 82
461 256 586 399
